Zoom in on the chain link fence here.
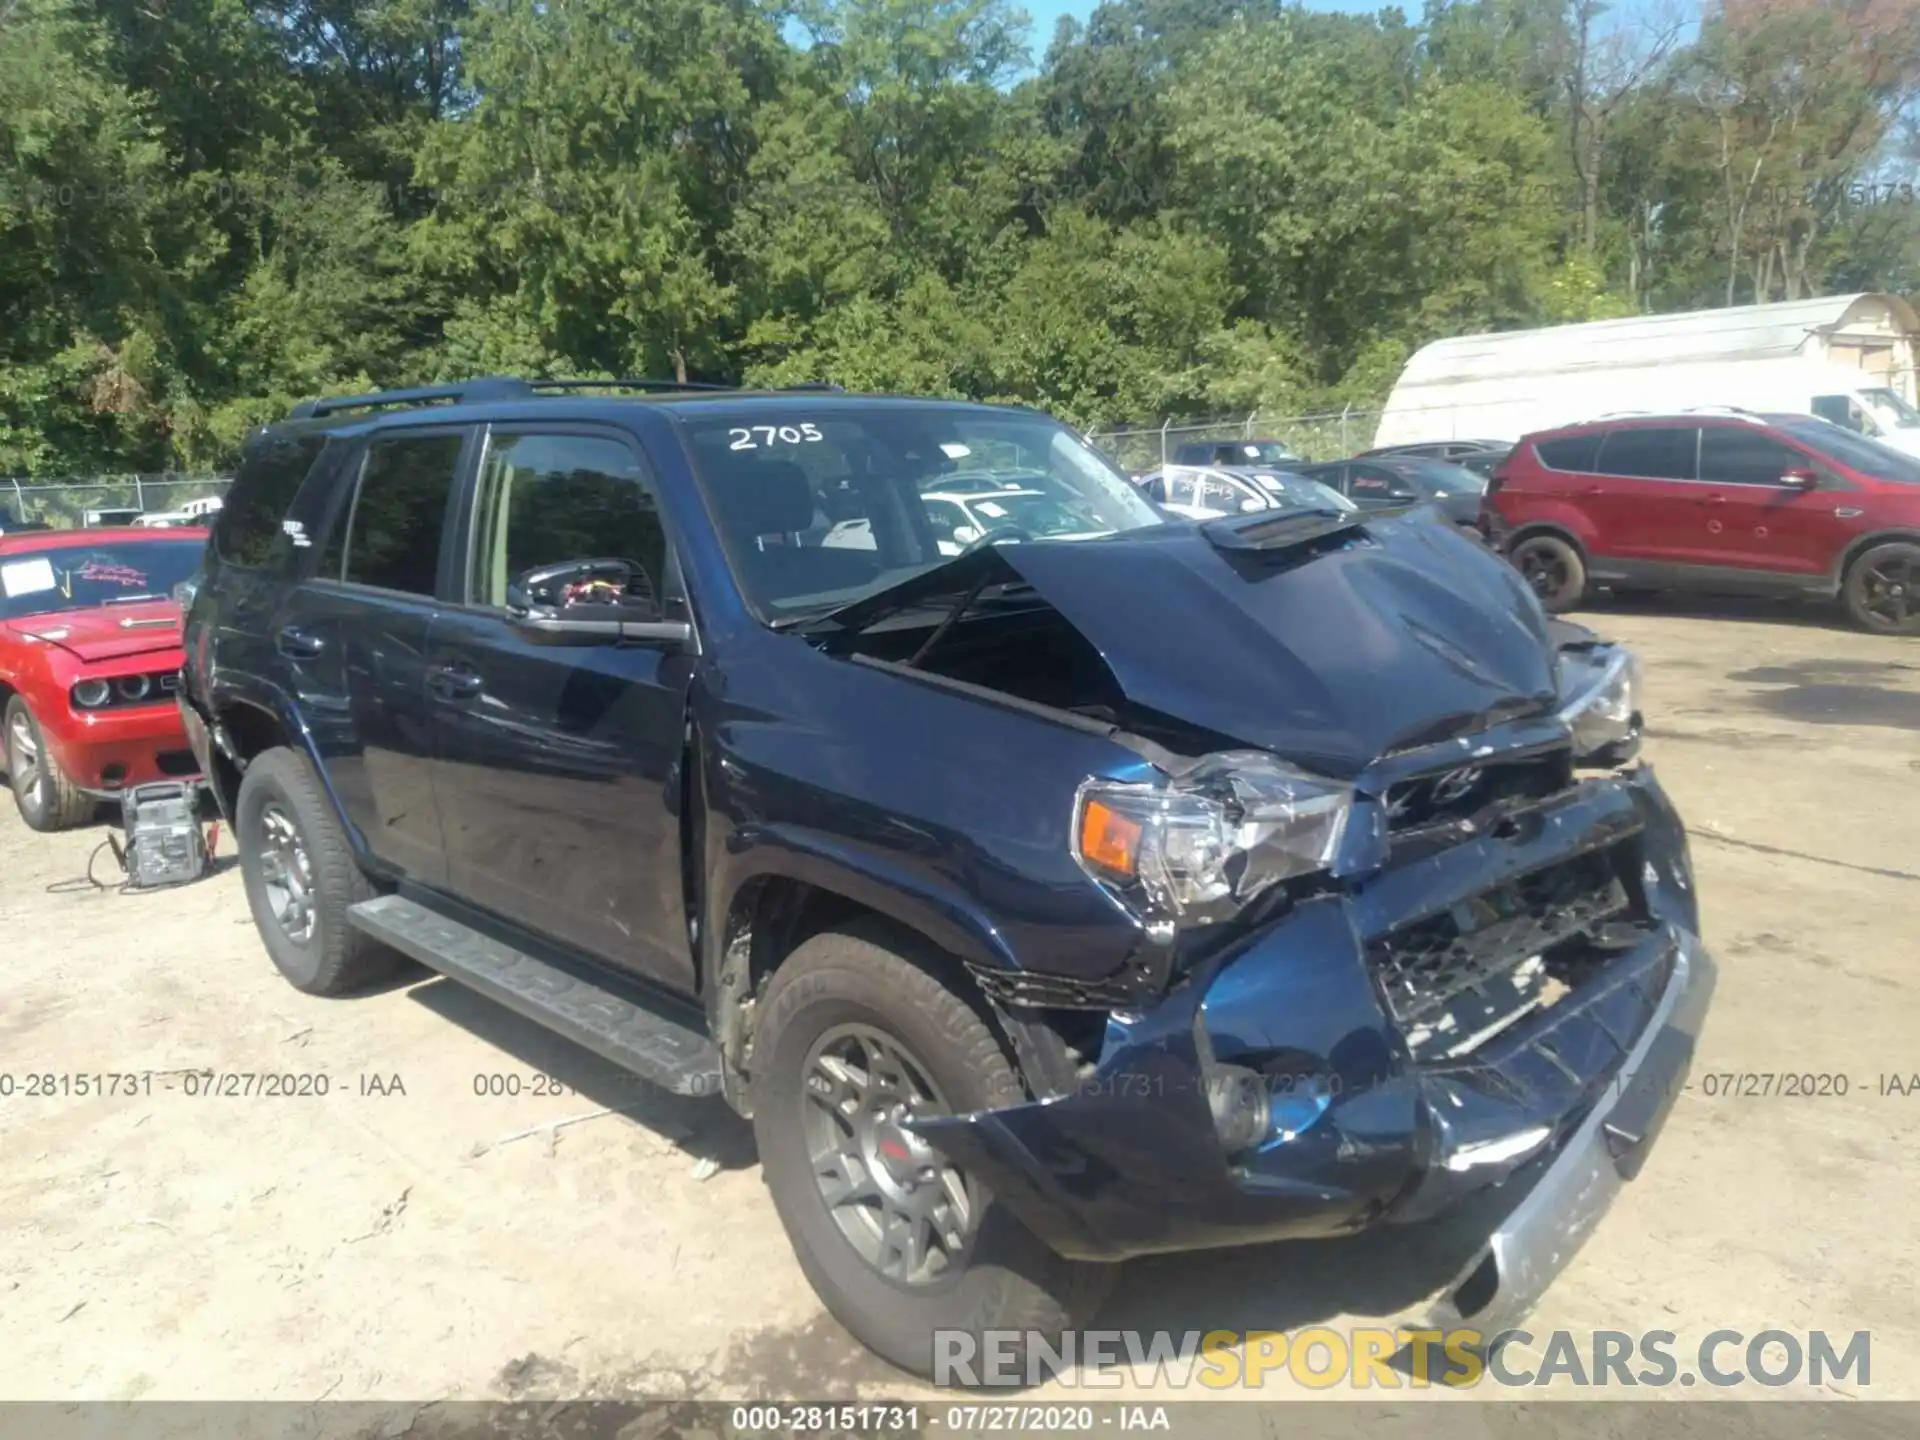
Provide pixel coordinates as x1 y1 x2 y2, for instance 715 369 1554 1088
1086 408 1384 475
0 475 232 531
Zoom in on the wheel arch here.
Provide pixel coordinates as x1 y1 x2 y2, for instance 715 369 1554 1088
1834 528 1920 587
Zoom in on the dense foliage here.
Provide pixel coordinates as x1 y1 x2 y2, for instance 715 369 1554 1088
2 0 1917 472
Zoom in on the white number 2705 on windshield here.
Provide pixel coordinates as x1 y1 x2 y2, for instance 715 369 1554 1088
729 423 824 450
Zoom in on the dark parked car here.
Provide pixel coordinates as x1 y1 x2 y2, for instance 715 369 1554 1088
1363 440 1514 479
1172 436 1300 467
1294 455 1488 531
180 378 1714 1381
1485 411 1920 633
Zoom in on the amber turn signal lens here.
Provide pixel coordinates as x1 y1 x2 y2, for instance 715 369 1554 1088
1079 798 1142 876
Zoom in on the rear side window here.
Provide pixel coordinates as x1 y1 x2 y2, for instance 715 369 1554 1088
1533 434 1602 472
1699 428 1805 485
340 432 464 596
216 432 326 566
1595 426 1698 481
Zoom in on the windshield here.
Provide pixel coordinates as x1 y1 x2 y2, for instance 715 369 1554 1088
1773 418 1920 484
1236 441 1296 464
957 491 1105 536
1389 459 1487 495
1860 387 1920 429
1245 471 1358 512
683 404 1165 620
0 539 204 620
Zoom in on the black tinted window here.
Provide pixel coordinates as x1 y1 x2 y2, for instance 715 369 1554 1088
470 433 668 615
342 432 462 595
1534 434 1601 472
1596 427 1698 480
216 432 326 566
1699 428 1805 485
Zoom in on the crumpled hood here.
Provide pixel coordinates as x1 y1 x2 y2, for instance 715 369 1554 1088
992 513 1557 777
4 599 183 664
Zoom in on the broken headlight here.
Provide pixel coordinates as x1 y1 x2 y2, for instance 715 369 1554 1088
1556 644 1642 764
1072 752 1351 930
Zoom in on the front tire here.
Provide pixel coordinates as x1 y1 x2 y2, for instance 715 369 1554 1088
236 746 398 995
1842 541 1920 635
1510 534 1588 613
751 923 1113 1382
5 697 95 832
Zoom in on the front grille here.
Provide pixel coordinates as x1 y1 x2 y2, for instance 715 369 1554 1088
1384 748 1572 840
1367 848 1651 1052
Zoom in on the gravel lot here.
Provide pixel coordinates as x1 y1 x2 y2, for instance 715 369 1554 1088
2 596 1916 1406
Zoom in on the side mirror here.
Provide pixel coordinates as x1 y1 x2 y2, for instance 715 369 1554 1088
951 525 980 544
505 558 691 647
1779 468 1819 489
1240 498 1266 513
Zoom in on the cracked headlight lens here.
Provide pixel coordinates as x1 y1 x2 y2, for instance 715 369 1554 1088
1072 752 1351 929
1556 644 1641 763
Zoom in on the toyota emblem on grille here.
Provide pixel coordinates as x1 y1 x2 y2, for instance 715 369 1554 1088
1430 765 1484 805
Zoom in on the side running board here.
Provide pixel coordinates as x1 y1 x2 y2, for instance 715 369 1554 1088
347 894 722 1097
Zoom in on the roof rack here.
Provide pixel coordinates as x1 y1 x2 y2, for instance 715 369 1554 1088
288 376 846 420
1588 406 1767 424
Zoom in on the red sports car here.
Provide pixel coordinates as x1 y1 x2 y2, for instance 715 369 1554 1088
1 526 208 830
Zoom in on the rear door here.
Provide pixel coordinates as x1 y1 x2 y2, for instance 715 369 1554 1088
424 425 696 989
1584 425 1703 565
275 425 472 884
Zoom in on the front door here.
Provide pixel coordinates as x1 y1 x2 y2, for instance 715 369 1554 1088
425 426 696 989
1696 426 1858 578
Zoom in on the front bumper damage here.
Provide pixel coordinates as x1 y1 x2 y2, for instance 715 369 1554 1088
910 764 1713 1331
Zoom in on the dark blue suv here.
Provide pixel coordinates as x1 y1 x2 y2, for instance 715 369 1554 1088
179 378 1714 1381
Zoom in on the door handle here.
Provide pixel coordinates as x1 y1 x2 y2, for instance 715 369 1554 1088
427 663 484 700
275 625 325 659
1697 493 1727 506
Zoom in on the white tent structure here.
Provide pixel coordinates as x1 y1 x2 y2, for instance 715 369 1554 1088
1373 293 1920 455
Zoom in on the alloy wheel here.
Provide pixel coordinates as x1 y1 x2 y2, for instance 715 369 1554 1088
1517 544 1567 600
8 712 40 795
1860 555 1916 629
800 1023 976 1286
257 803 316 943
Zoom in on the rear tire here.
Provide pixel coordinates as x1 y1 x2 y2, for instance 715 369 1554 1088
751 922 1114 1383
1510 534 1587 613
235 746 398 995
5 697 96 832
1841 541 1920 635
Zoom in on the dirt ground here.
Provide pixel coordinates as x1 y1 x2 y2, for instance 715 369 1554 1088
2 593 1917 1409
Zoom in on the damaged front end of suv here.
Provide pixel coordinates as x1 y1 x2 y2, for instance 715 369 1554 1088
760 500 1712 1340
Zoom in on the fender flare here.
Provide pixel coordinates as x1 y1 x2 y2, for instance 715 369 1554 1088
200 676 374 868
1833 527 1920 589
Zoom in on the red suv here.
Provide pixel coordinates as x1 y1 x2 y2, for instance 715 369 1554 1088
1484 412 1920 634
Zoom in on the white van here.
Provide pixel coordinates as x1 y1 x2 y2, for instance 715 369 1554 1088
1374 293 1920 457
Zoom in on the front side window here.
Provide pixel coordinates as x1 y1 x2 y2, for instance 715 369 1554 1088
684 406 1165 620
1595 426 1699 481
468 432 668 615
1698 428 1806 486
0 540 206 620
1774 418 1920 484
339 432 464 596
